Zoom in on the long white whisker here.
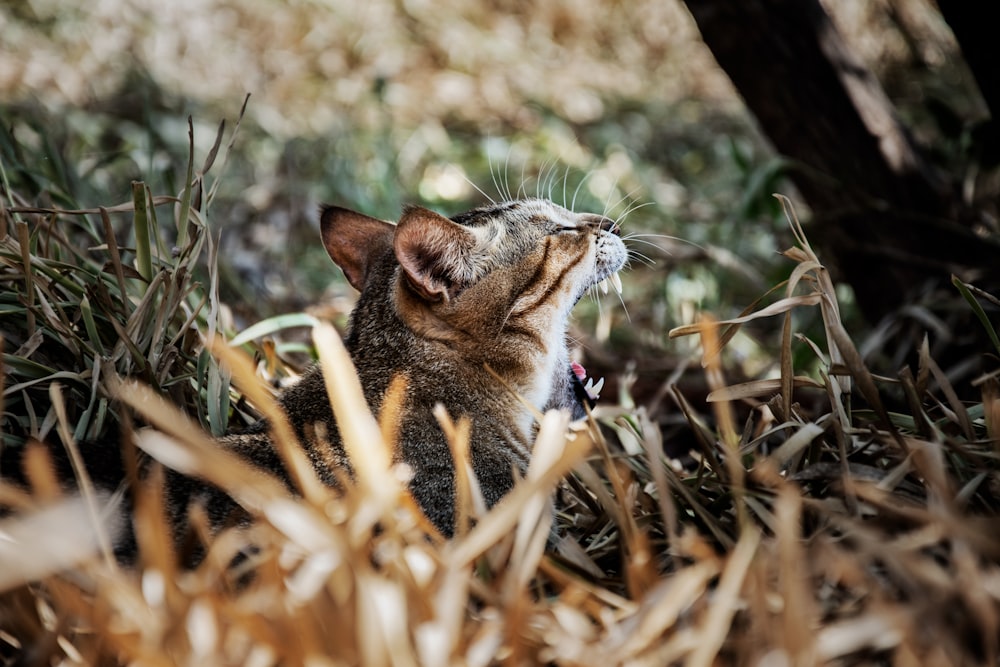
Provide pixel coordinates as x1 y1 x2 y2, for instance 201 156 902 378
615 288 630 322
489 139 504 202
623 241 659 255
601 173 623 219
502 144 514 201
571 170 593 213
625 250 657 267
517 156 532 200
561 164 571 209
534 158 547 200
537 158 556 201
544 160 559 202
463 170 495 205
605 184 642 220
614 199 655 225
623 232 706 252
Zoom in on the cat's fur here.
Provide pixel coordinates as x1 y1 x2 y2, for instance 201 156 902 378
211 198 627 536
4 198 628 557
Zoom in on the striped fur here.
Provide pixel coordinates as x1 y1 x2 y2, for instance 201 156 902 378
206 199 626 544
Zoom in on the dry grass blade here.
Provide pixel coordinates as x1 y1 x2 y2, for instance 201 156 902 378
706 375 823 402
509 409 570 592
697 314 746 526
5 88 1000 666
313 322 398 510
48 382 117 569
435 404 478 538
0 494 121 592
447 421 592 569
114 380 290 512
668 293 823 340
685 528 760 667
208 336 324 503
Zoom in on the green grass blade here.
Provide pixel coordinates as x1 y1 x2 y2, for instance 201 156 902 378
79 295 105 357
227 313 321 348
176 117 195 249
952 275 1000 356
132 181 152 285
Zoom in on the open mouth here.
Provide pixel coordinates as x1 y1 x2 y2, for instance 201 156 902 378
594 270 623 296
573 361 604 400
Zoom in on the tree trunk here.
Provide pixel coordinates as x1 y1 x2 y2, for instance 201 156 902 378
936 1 999 121
680 0 1000 325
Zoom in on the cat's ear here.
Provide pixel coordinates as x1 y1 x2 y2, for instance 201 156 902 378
320 206 395 291
394 206 477 302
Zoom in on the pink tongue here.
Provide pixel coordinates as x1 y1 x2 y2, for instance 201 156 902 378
571 362 587 381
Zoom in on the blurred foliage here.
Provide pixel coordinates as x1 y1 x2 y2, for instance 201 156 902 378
0 0 986 396
5 4 1000 663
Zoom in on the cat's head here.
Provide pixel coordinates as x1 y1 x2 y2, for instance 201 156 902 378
320 198 627 410
322 198 626 312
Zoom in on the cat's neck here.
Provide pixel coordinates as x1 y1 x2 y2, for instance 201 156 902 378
337 261 568 443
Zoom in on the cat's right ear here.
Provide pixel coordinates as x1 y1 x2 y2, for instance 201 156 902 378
320 206 396 291
394 206 477 302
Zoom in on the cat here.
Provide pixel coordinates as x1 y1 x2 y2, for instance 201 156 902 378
204 197 628 538
4 197 628 558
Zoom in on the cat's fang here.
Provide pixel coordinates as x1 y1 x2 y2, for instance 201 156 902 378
600 278 609 295
610 272 623 294
583 376 605 400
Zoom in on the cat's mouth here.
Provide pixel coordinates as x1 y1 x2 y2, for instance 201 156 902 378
592 270 624 296
572 270 622 309
585 226 628 299
572 361 605 403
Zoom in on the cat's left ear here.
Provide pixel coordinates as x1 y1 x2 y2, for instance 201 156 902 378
394 206 477 302
320 206 396 291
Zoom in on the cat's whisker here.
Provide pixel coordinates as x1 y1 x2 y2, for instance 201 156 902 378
570 170 594 213
615 289 631 322
489 155 502 203
546 163 563 204
499 144 514 201
621 237 670 254
625 251 657 268
610 271 623 294
600 174 624 220
544 161 562 203
545 164 561 203
517 158 531 200
462 171 496 205
623 232 706 253
566 331 585 348
614 200 655 225
561 165 572 209
535 158 554 201
604 185 642 221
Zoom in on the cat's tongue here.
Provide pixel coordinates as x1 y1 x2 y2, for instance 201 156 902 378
571 362 587 381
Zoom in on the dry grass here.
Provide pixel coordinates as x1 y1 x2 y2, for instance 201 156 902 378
3 134 1000 667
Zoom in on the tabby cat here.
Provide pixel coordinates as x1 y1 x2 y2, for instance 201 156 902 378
5 197 628 556
207 198 628 537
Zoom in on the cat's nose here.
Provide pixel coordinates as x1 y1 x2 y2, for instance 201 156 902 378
580 213 621 235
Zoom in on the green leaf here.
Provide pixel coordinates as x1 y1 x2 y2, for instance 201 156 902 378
132 181 152 284
228 313 320 348
952 275 1000 356
79 295 105 357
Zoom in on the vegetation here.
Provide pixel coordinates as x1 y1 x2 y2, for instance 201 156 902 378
2 1 999 665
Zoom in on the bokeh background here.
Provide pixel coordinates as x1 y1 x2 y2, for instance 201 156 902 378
5 6 1000 663
0 0 981 404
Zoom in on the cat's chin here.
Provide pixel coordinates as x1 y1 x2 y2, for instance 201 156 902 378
575 268 624 305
